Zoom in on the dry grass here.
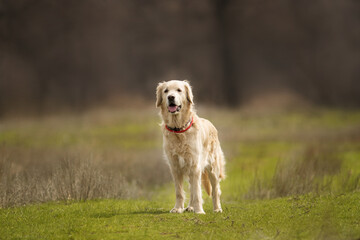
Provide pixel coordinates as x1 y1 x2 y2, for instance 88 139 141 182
0 143 173 207
1 106 360 207
0 154 140 208
246 145 360 199
0 108 172 207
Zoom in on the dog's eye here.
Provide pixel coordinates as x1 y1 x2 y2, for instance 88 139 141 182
177 89 182 92
164 89 168 93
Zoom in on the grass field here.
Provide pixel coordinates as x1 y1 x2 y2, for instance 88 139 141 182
1 106 360 239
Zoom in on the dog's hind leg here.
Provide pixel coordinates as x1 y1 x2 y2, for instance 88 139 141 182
208 166 222 213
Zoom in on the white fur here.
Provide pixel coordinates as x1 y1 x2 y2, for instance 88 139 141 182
156 80 226 214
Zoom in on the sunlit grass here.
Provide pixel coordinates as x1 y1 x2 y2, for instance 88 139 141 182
1 194 360 239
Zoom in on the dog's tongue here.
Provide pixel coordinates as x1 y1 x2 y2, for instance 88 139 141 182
168 105 177 112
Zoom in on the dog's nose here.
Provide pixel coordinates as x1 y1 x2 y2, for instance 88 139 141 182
168 95 175 101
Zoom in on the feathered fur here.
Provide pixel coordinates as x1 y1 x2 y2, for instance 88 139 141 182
156 80 225 214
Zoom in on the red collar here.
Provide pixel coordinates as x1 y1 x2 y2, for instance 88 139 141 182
165 117 194 133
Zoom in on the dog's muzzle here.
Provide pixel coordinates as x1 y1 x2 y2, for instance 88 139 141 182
168 103 181 113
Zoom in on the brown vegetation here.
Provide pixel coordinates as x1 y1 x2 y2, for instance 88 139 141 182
1 105 359 207
0 154 140 208
246 145 360 199
0 108 173 207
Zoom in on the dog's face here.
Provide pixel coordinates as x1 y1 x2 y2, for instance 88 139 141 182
156 80 193 114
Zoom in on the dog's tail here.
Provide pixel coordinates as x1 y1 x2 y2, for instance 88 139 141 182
219 150 226 180
201 171 212 196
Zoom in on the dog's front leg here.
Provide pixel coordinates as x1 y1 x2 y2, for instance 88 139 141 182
189 169 205 214
170 169 185 213
185 186 194 212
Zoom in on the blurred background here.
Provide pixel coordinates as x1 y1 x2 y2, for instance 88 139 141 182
1 0 360 209
1 0 360 117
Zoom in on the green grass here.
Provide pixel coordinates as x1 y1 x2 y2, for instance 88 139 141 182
1 194 360 239
1 107 360 239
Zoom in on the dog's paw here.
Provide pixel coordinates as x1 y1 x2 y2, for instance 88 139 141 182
214 208 223 213
170 208 184 213
195 209 206 214
185 206 194 212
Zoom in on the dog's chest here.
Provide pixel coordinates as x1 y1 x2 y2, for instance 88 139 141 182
177 156 186 168
165 133 198 168
166 136 199 170
166 134 195 152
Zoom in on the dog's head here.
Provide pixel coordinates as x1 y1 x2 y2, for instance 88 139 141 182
156 80 194 115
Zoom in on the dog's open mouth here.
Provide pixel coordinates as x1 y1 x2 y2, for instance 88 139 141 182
168 104 181 113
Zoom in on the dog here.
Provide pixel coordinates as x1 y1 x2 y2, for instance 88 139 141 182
156 80 225 214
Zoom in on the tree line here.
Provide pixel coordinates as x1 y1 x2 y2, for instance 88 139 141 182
0 0 359 116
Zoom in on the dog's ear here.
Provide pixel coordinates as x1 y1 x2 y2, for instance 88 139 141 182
156 82 165 107
183 80 194 104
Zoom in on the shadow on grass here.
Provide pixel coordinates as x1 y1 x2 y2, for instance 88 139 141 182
90 209 168 218
131 210 169 215
90 212 121 218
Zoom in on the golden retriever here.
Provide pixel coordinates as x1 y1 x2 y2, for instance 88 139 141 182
156 80 225 214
